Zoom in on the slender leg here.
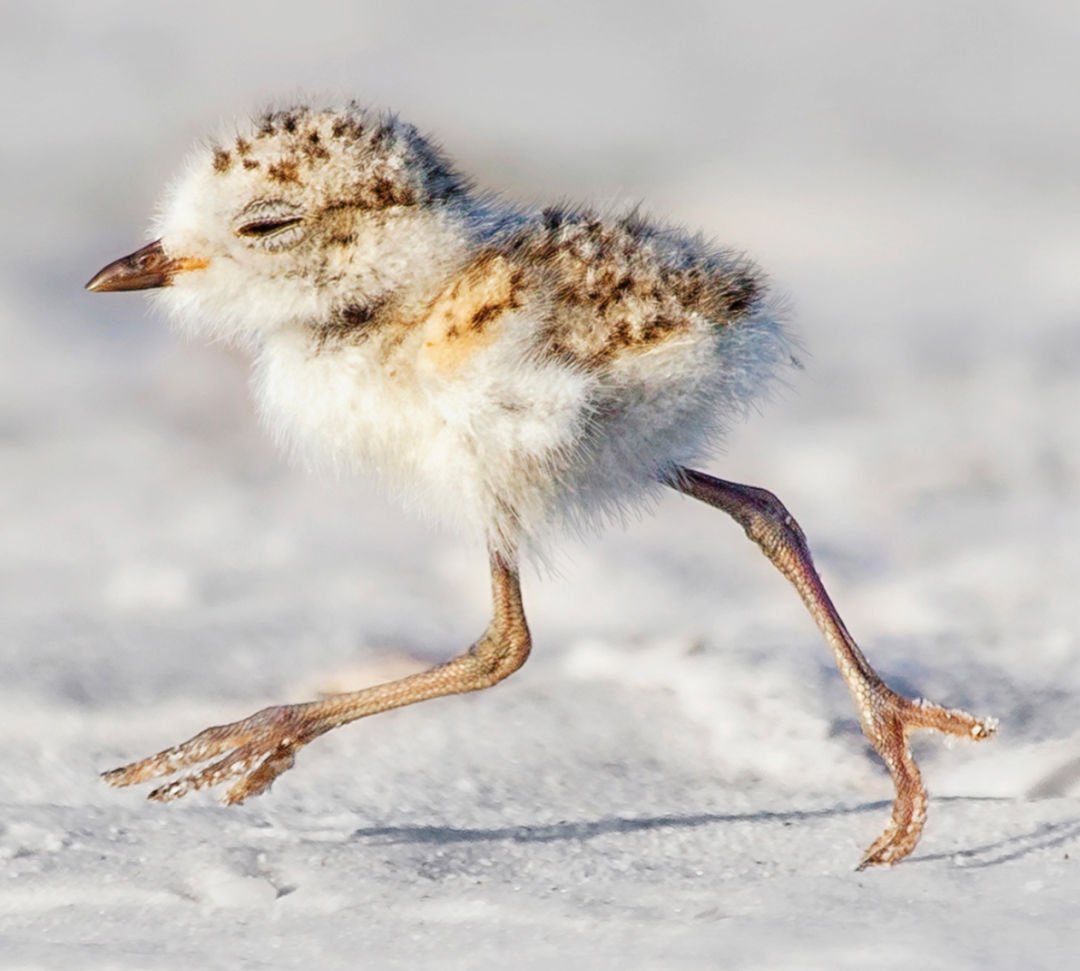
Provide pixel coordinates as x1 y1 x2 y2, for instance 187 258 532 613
103 549 531 804
671 467 995 867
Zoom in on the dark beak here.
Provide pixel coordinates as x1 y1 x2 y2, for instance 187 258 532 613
86 239 202 292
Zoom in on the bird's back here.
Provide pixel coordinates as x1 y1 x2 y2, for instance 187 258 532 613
502 206 765 371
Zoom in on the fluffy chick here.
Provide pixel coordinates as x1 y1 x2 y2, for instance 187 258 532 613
88 102 994 868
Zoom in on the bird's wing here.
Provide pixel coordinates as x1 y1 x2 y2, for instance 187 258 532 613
417 251 528 377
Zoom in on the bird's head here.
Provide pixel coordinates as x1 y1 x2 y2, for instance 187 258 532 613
87 103 470 346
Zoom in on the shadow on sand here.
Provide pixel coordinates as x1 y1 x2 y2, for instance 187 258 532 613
347 797 1080 868
348 800 893 847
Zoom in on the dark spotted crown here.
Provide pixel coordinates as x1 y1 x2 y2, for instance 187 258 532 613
207 103 469 211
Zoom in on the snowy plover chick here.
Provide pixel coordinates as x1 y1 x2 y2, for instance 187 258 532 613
88 102 994 868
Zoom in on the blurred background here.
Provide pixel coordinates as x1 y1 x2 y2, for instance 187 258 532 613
2 3 1080 965
1 0 1078 816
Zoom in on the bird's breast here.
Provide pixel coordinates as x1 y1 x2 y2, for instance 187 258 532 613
250 310 600 547
252 325 447 477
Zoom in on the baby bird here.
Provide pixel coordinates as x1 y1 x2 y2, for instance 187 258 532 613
87 102 995 868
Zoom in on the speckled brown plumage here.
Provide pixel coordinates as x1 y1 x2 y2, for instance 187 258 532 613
506 207 762 366
221 104 467 212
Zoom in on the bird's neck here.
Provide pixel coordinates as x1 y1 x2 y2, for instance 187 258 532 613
278 200 493 356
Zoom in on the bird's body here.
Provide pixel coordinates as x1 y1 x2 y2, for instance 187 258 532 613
254 211 784 550
88 102 994 868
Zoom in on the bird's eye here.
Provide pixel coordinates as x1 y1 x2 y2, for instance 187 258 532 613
236 216 304 237
233 201 306 251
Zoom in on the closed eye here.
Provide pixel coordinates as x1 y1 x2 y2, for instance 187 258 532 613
236 217 303 237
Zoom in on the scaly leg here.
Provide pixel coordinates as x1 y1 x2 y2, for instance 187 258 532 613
672 467 995 867
103 550 530 804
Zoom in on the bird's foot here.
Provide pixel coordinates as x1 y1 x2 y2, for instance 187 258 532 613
856 685 996 869
102 703 318 804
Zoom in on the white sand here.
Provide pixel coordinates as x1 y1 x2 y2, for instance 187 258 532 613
2 2 1078 968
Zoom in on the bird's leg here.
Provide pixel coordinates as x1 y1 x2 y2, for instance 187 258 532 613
671 467 995 867
103 549 531 804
